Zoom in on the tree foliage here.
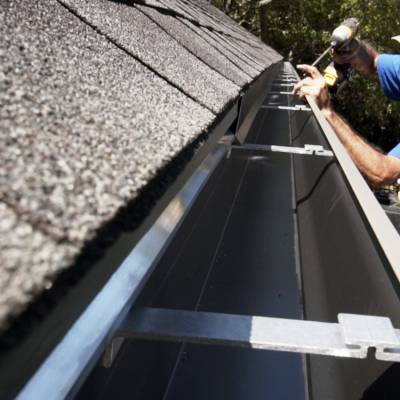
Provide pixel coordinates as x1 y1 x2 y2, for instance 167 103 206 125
213 0 400 151
212 0 261 35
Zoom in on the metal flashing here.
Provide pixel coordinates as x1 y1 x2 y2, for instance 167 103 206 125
235 63 279 143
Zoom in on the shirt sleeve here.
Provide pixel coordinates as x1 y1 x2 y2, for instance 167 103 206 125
376 54 400 101
388 143 400 159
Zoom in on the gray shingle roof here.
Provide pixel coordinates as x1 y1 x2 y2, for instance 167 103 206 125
133 2 249 86
61 0 241 113
0 0 281 331
168 0 265 75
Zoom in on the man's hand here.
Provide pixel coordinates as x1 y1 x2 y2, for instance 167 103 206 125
293 65 331 111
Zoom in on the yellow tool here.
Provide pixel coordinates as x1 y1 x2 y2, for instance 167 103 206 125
319 18 360 90
324 18 359 88
323 62 353 90
324 64 340 87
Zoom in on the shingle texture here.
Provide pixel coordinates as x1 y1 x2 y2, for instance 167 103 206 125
0 0 281 331
0 203 76 323
165 0 264 76
61 0 240 114
133 1 249 86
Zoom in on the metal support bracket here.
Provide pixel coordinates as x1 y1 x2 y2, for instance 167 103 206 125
232 143 333 157
271 83 295 87
261 105 311 112
268 91 294 95
103 308 400 367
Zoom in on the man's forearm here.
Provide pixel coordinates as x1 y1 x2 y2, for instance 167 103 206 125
322 107 400 185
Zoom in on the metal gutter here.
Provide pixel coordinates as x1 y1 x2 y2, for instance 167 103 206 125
11 61 282 400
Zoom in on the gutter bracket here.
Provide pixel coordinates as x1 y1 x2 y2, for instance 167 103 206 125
303 144 334 156
103 308 400 368
339 313 400 362
261 104 311 112
232 143 333 157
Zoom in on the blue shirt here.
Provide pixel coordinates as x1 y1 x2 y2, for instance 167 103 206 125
377 54 400 101
376 54 400 158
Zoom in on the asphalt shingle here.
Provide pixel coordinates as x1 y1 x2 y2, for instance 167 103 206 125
193 0 266 45
0 0 216 330
159 0 262 78
0 203 76 325
171 0 282 72
134 1 249 87
61 0 241 114
190 0 282 63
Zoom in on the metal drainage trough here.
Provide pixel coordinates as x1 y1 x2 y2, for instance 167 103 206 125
18 62 400 400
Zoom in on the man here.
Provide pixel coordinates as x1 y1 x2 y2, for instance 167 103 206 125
293 40 400 186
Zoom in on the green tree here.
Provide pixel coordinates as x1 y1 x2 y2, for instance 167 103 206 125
212 0 261 35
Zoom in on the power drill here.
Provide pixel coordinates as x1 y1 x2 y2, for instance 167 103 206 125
323 18 360 90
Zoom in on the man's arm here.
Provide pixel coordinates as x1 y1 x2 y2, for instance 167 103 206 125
294 65 400 186
322 108 400 186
